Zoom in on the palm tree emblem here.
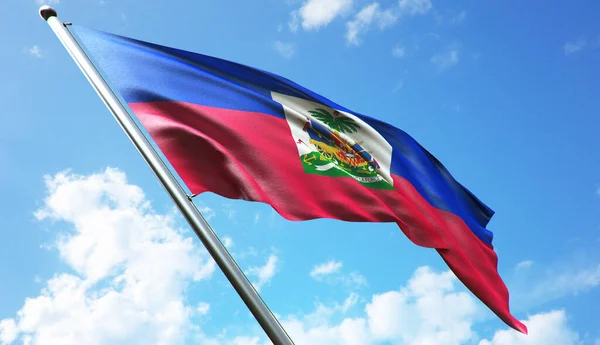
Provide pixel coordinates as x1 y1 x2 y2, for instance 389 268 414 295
308 108 360 133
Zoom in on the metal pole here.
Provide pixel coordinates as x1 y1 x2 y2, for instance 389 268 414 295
39 6 294 345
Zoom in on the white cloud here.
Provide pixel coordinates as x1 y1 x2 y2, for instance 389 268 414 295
4 168 216 345
0 319 18 345
291 0 353 31
36 0 59 5
595 186 600 197
341 293 360 313
366 267 478 345
289 11 301 32
254 213 260 224
284 316 371 345
274 41 296 59
239 246 259 259
310 260 343 278
392 45 405 58
283 266 480 345
479 310 579 345
222 203 236 220
28 46 43 58
563 38 586 55
247 255 279 291
431 47 459 71
516 260 533 270
222 236 234 248
309 260 366 289
196 204 215 221
282 296 369 345
194 264 586 345
232 336 262 345
346 3 397 45
511 256 600 310
292 292 361 329
345 0 432 45
343 272 368 289
437 9 467 26
192 291 584 345
195 302 210 316
529 264 600 299
399 0 432 15
450 10 467 25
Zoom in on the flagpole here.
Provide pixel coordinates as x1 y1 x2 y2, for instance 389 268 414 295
39 6 294 345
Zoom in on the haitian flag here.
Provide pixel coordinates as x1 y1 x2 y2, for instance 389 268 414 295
71 26 527 333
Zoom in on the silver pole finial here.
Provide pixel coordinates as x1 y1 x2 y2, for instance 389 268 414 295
39 5 57 21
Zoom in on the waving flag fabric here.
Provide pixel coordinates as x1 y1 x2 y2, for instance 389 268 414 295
71 26 527 333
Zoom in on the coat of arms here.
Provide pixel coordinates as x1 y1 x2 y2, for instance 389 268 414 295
273 92 394 190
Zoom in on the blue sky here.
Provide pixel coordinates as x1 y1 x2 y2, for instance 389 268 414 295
1 0 599 344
